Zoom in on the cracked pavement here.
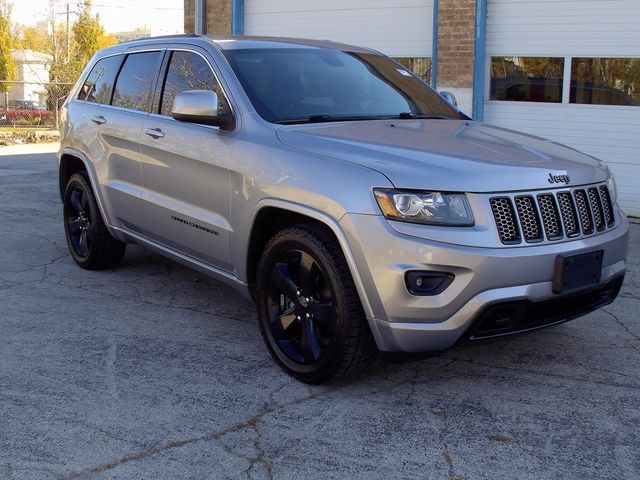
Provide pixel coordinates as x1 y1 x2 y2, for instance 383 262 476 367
1 143 639 480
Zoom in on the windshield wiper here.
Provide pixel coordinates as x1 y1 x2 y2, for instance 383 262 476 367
275 115 382 125
396 112 451 120
274 113 455 125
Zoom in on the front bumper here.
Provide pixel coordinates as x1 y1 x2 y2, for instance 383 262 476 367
339 213 629 352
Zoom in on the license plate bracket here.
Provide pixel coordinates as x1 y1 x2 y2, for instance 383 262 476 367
553 250 603 294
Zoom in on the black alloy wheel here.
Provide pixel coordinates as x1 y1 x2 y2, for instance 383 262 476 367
66 186 92 257
266 248 335 365
63 173 126 270
256 225 376 383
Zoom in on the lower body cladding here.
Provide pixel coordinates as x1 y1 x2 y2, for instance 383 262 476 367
339 213 629 353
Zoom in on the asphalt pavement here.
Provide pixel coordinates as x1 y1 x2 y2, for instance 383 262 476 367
1 143 639 480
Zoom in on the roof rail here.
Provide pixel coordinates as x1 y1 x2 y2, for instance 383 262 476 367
118 33 200 45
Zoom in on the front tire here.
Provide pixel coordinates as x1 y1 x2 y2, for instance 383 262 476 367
63 173 125 270
255 225 376 384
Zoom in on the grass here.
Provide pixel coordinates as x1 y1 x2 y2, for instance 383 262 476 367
0 127 57 133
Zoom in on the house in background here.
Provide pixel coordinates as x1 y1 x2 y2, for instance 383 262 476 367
9 49 53 107
113 27 151 43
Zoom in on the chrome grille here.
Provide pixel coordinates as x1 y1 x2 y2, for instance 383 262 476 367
598 185 615 227
588 187 605 231
490 183 614 245
514 196 543 242
490 197 520 244
537 194 563 240
574 190 594 235
556 192 579 237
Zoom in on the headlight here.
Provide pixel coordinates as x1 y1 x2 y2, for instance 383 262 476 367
607 175 617 205
374 189 474 226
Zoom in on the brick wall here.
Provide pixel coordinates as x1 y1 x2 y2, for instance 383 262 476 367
184 0 232 35
184 0 195 33
436 0 476 89
207 0 232 35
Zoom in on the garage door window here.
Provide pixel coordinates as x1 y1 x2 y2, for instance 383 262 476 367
393 57 432 84
570 58 640 106
490 57 564 103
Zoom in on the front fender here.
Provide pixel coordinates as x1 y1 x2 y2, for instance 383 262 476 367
235 198 376 319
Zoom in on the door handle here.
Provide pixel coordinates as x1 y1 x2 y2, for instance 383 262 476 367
90 115 106 125
144 127 165 139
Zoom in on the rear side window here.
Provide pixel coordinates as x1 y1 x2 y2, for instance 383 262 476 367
160 51 225 116
112 51 161 112
78 55 121 104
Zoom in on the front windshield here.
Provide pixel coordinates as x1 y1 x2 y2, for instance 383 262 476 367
223 47 462 124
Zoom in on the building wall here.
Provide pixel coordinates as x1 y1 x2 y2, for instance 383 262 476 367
483 0 640 215
184 0 194 33
244 0 433 58
184 0 232 35
436 0 476 115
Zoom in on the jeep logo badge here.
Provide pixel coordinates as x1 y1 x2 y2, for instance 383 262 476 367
548 173 570 185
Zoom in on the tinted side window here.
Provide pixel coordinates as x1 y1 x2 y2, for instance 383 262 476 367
112 51 161 112
79 55 121 104
160 51 225 116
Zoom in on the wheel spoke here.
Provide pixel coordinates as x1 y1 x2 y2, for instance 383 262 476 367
298 252 317 294
80 191 89 213
270 263 299 301
70 190 83 213
79 229 88 255
300 317 323 362
68 218 82 234
85 227 92 247
308 302 334 327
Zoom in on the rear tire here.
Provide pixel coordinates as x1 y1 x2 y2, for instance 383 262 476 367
255 224 376 384
63 173 126 270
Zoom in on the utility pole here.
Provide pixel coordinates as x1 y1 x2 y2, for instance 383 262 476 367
65 3 70 64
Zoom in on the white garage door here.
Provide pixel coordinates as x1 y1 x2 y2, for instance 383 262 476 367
244 0 433 58
484 0 640 216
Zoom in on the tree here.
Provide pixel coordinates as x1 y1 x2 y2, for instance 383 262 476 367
13 24 50 53
0 0 15 102
71 0 115 75
47 0 115 124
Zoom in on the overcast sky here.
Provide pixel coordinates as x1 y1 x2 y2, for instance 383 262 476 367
12 0 184 35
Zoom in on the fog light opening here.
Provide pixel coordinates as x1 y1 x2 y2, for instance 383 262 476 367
405 271 454 296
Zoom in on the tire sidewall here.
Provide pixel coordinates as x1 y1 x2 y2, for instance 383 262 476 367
256 230 352 378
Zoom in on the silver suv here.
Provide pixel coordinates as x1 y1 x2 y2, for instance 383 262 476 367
59 35 628 383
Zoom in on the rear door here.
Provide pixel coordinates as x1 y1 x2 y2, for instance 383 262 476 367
137 47 234 271
74 53 122 225
91 48 164 231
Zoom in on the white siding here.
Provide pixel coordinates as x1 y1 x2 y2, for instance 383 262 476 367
484 103 640 215
486 0 640 216
244 0 433 57
487 0 640 56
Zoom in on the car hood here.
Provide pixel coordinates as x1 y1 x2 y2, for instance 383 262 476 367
276 119 608 192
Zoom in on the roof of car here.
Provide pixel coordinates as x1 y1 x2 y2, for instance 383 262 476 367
113 33 378 54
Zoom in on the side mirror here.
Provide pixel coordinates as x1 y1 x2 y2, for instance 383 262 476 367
171 90 234 130
439 91 458 108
